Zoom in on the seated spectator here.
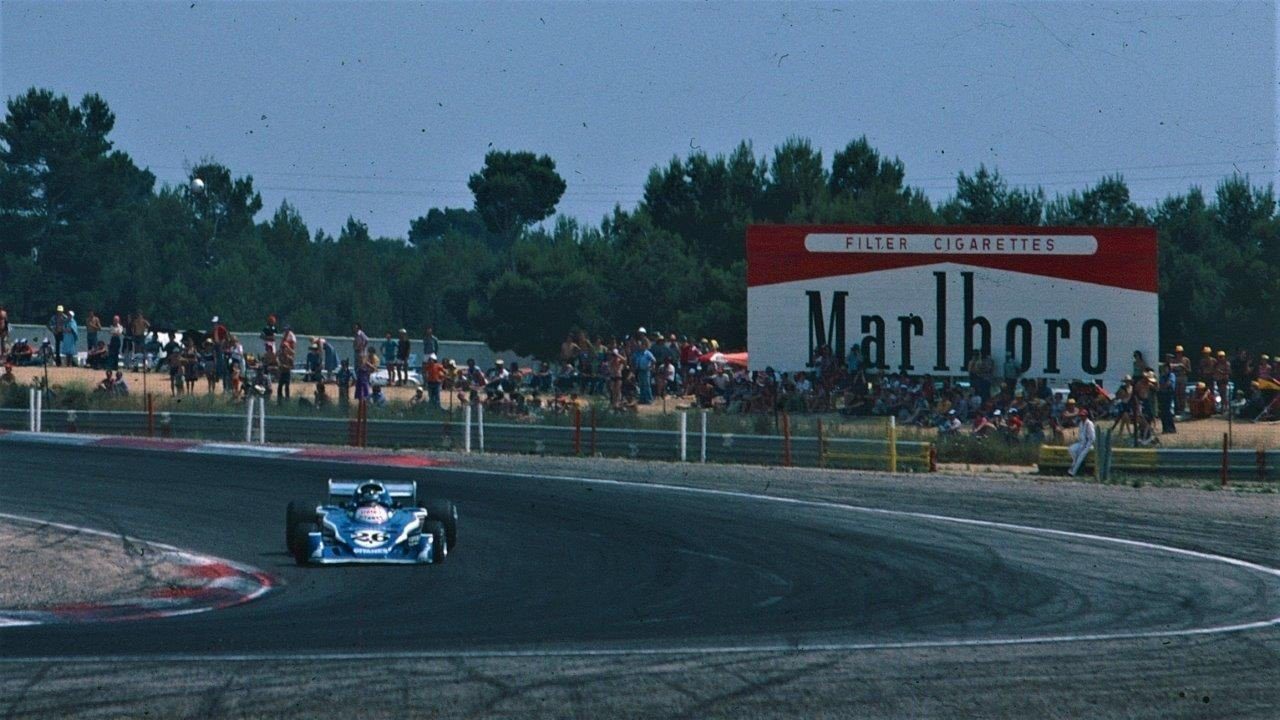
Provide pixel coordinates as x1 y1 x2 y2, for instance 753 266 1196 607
86 341 108 370
370 385 387 408
313 380 329 408
95 370 115 393
112 371 129 396
1189 382 1216 419
409 387 428 408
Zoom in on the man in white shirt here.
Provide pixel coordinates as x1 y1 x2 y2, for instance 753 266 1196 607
1067 408 1097 477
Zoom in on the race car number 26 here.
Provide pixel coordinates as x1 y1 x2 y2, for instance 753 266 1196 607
351 530 390 548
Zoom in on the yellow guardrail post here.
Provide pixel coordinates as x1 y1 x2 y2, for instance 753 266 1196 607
887 416 898 473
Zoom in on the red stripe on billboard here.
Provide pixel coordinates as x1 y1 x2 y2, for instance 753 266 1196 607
747 225 1157 292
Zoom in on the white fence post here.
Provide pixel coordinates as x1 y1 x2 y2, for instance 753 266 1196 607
37 390 42 432
478 402 485 453
700 410 707 463
679 412 688 461
28 389 35 432
244 396 255 443
463 403 472 454
257 396 266 443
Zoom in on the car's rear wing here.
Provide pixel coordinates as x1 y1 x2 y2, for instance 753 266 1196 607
328 479 417 505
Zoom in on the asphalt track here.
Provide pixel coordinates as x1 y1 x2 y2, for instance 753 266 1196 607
1 441 1278 717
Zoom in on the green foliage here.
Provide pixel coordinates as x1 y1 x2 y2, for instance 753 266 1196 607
467 150 566 243
1 87 1276 362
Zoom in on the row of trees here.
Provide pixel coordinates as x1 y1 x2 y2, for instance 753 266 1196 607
2 88 1277 360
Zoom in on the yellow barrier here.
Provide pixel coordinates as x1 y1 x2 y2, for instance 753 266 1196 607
1039 445 1160 475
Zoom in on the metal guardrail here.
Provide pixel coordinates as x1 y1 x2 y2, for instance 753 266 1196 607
0 407 933 472
1038 443 1279 482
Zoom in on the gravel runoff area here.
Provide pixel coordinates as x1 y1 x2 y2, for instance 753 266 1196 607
1 450 1277 719
0 515 198 611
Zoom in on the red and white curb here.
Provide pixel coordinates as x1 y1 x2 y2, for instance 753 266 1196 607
0 512 274 627
0 430 449 468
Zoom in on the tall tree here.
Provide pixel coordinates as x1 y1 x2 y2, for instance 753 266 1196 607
939 165 1043 225
761 137 827 222
1045 175 1148 226
467 150 566 245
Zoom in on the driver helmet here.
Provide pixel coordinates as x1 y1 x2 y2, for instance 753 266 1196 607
352 482 392 523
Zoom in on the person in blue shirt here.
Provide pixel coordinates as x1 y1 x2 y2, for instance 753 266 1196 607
634 340 656 404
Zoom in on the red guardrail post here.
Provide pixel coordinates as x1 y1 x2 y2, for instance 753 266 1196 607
590 404 597 456
929 444 938 473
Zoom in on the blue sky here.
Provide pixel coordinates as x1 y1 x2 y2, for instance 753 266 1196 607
2 1 1275 238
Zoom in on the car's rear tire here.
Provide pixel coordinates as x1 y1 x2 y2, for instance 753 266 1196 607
286 500 314 556
289 522 314 565
419 500 458 550
423 520 447 564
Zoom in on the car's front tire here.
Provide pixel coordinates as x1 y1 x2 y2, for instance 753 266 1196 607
285 500 314 556
423 520 447 564
289 522 314 565
420 500 458 550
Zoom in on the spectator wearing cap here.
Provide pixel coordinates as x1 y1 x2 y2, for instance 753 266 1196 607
1197 346 1215 386
634 339 656 405
424 353 445 407
1171 345 1190 414
60 311 79 367
1213 350 1231 410
47 305 69 367
1190 381 1215 419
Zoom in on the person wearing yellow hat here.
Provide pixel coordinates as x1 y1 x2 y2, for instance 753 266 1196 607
1213 350 1232 410
1172 344 1191 414
1190 381 1215 419
1197 346 1216 386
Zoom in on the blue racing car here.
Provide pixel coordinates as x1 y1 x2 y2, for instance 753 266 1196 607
285 480 458 565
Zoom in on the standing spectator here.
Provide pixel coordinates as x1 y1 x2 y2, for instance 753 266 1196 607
397 329 411 385
422 326 440 363
211 315 228 388
260 314 279 348
1067 409 1096 477
0 305 8 356
47 305 69 367
277 334 296 401
85 311 101 358
608 347 626 409
355 347 378 402
166 339 184 396
1157 358 1177 434
60 311 79 367
1171 344 1190 414
634 339 655 404
424 354 444 407
1197 346 1215 385
336 359 353 406
305 342 323 382
261 342 279 395
129 310 150 368
107 315 124 370
1213 350 1232 411
353 324 369 363
382 333 399 385
200 339 217 394
182 340 199 394
1131 350 1151 378
1001 351 1021 395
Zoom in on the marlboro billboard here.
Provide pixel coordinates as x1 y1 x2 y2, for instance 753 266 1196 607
747 225 1158 387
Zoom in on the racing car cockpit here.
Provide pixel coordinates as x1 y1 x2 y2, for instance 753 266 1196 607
351 481 393 524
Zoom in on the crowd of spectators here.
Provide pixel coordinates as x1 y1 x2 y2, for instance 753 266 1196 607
2 305 1277 437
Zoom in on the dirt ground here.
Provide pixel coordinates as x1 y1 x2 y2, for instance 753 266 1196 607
16 365 1279 449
